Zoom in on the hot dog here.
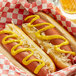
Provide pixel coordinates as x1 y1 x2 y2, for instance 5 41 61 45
0 44 34 76
22 12 76 69
0 24 56 76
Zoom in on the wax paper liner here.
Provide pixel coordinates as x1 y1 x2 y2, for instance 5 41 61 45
0 0 76 76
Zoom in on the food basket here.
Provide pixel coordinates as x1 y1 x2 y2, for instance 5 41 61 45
0 0 76 76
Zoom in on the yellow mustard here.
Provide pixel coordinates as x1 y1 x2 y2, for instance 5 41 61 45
0 30 45 74
24 15 75 56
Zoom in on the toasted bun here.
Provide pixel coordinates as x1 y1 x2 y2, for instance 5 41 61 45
71 19 76 24
0 44 34 76
22 12 76 69
2 24 56 73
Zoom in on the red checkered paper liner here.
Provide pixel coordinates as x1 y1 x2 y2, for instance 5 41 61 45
0 0 76 76
0 53 31 76
0 0 33 29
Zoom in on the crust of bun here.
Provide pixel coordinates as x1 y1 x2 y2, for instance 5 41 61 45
0 45 34 76
48 50 71 69
71 19 76 24
2 24 56 73
36 12 76 52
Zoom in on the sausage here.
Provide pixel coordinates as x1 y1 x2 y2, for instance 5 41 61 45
0 33 49 76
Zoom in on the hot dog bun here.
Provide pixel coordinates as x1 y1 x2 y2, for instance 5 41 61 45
71 19 76 24
0 24 56 76
22 12 76 69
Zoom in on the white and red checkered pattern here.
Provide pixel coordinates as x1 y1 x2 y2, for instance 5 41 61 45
0 0 33 29
0 53 31 76
0 0 76 37
0 0 76 76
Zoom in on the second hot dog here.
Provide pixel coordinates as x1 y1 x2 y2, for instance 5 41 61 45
22 12 76 69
